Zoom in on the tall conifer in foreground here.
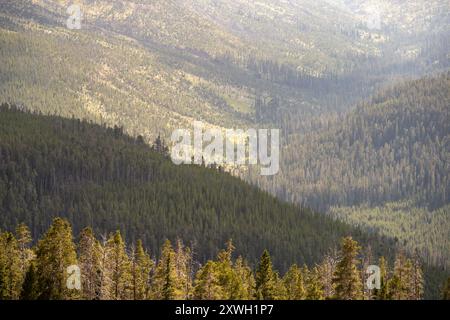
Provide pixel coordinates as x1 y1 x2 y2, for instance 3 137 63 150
255 250 276 300
0 232 22 299
333 237 362 300
152 240 179 300
78 227 102 300
283 264 305 300
105 231 132 300
131 240 153 300
35 218 77 300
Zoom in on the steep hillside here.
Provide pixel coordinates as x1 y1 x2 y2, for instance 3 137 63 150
0 105 394 271
1 0 448 146
252 72 449 267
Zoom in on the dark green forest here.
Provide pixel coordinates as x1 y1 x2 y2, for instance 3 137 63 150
0 105 388 269
251 73 450 271
0 0 448 302
256 73 449 212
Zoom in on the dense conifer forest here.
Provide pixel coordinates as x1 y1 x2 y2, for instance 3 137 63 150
0 106 448 299
0 0 448 302
0 105 386 269
2 218 448 300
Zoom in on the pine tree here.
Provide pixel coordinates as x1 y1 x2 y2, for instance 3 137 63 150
283 264 305 300
333 237 362 300
273 272 287 300
0 232 22 299
15 224 34 280
131 240 153 300
409 253 423 300
174 239 193 299
255 250 276 300
305 266 324 300
233 256 255 299
387 253 409 300
97 234 113 299
152 240 179 300
105 231 132 300
193 261 223 300
318 252 338 299
361 245 373 300
20 261 39 300
35 218 78 300
215 240 244 299
375 256 389 300
78 227 102 300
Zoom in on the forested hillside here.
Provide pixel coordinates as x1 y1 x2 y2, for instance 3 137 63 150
1 0 448 144
0 105 393 271
259 73 449 211
330 202 450 268
251 72 450 269
0 0 449 301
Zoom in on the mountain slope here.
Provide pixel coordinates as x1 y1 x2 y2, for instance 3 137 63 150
0 104 396 271
252 72 450 268
1 0 448 147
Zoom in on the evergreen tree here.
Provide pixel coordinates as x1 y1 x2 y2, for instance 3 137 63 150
15 224 34 279
174 239 193 299
273 272 287 300
283 264 305 300
131 240 153 300
152 240 179 300
215 240 245 299
0 232 22 299
255 250 276 300
193 261 223 300
20 261 39 300
35 217 78 300
305 267 324 300
333 237 362 300
78 227 102 300
318 252 337 299
105 231 132 300
375 256 389 300
387 253 409 300
233 256 256 299
409 253 424 300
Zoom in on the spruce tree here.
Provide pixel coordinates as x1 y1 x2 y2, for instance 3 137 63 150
105 231 132 300
78 227 102 300
387 253 409 300
409 253 423 300
35 218 78 300
0 232 22 299
305 266 324 300
375 256 389 300
15 224 34 280
283 264 305 300
215 240 244 299
152 240 179 300
131 240 153 300
174 239 193 299
193 261 223 300
233 256 256 299
255 250 276 300
333 237 362 300
20 261 39 300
